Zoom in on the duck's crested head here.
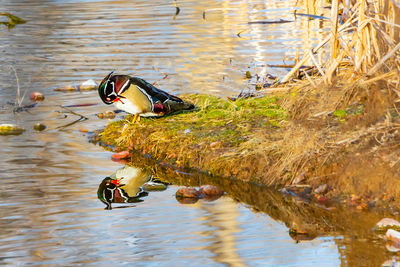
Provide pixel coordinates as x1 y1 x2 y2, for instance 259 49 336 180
98 71 115 105
98 72 132 105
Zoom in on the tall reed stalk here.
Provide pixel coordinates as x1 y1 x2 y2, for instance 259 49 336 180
283 0 400 84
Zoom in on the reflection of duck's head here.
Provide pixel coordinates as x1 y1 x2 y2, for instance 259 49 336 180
97 177 119 210
97 166 152 210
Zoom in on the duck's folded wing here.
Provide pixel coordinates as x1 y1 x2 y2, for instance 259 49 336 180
130 77 183 103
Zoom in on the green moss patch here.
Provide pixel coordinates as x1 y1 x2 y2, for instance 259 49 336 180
100 94 287 180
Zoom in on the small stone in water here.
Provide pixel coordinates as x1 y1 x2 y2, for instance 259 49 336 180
176 187 200 198
97 111 115 119
0 124 25 135
199 185 224 197
54 85 77 92
245 71 252 79
30 92 45 102
105 111 115 119
33 123 46 131
79 79 98 91
142 182 167 191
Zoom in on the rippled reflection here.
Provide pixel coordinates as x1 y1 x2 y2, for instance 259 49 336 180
97 166 170 209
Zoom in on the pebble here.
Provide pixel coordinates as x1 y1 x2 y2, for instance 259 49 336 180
199 185 224 197
111 151 131 160
29 92 45 102
54 85 77 92
142 182 167 191
0 124 25 135
175 187 200 198
245 71 252 79
79 79 98 91
97 111 115 119
33 123 46 131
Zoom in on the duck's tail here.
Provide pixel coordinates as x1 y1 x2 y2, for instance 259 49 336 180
165 99 195 114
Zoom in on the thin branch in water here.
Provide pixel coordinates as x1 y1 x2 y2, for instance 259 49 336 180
10 66 20 107
10 66 30 110
56 105 88 129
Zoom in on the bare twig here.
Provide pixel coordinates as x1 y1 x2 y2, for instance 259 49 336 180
10 66 21 107
57 105 88 129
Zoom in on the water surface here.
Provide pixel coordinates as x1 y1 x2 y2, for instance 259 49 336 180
0 0 395 266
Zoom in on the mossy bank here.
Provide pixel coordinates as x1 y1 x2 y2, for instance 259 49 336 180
99 74 400 211
100 93 288 182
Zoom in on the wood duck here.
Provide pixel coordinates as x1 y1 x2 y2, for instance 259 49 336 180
98 72 195 123
97 166 151 210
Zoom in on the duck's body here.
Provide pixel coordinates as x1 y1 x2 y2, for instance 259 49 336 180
98 72 194 121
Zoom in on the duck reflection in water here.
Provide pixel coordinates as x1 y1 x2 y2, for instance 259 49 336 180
97 166 166 210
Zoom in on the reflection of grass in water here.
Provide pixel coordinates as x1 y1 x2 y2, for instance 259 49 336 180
0 13 25 30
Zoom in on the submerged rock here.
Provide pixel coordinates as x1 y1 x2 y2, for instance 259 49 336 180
375 218 400 233
142 182 167 191
33 123 46 131
176 187 200 199
54 79 98 92
54 85 78 92
199 185 224 198
30 92 45 102
79 79 98 91
0 124 25 135
97 111 115 119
